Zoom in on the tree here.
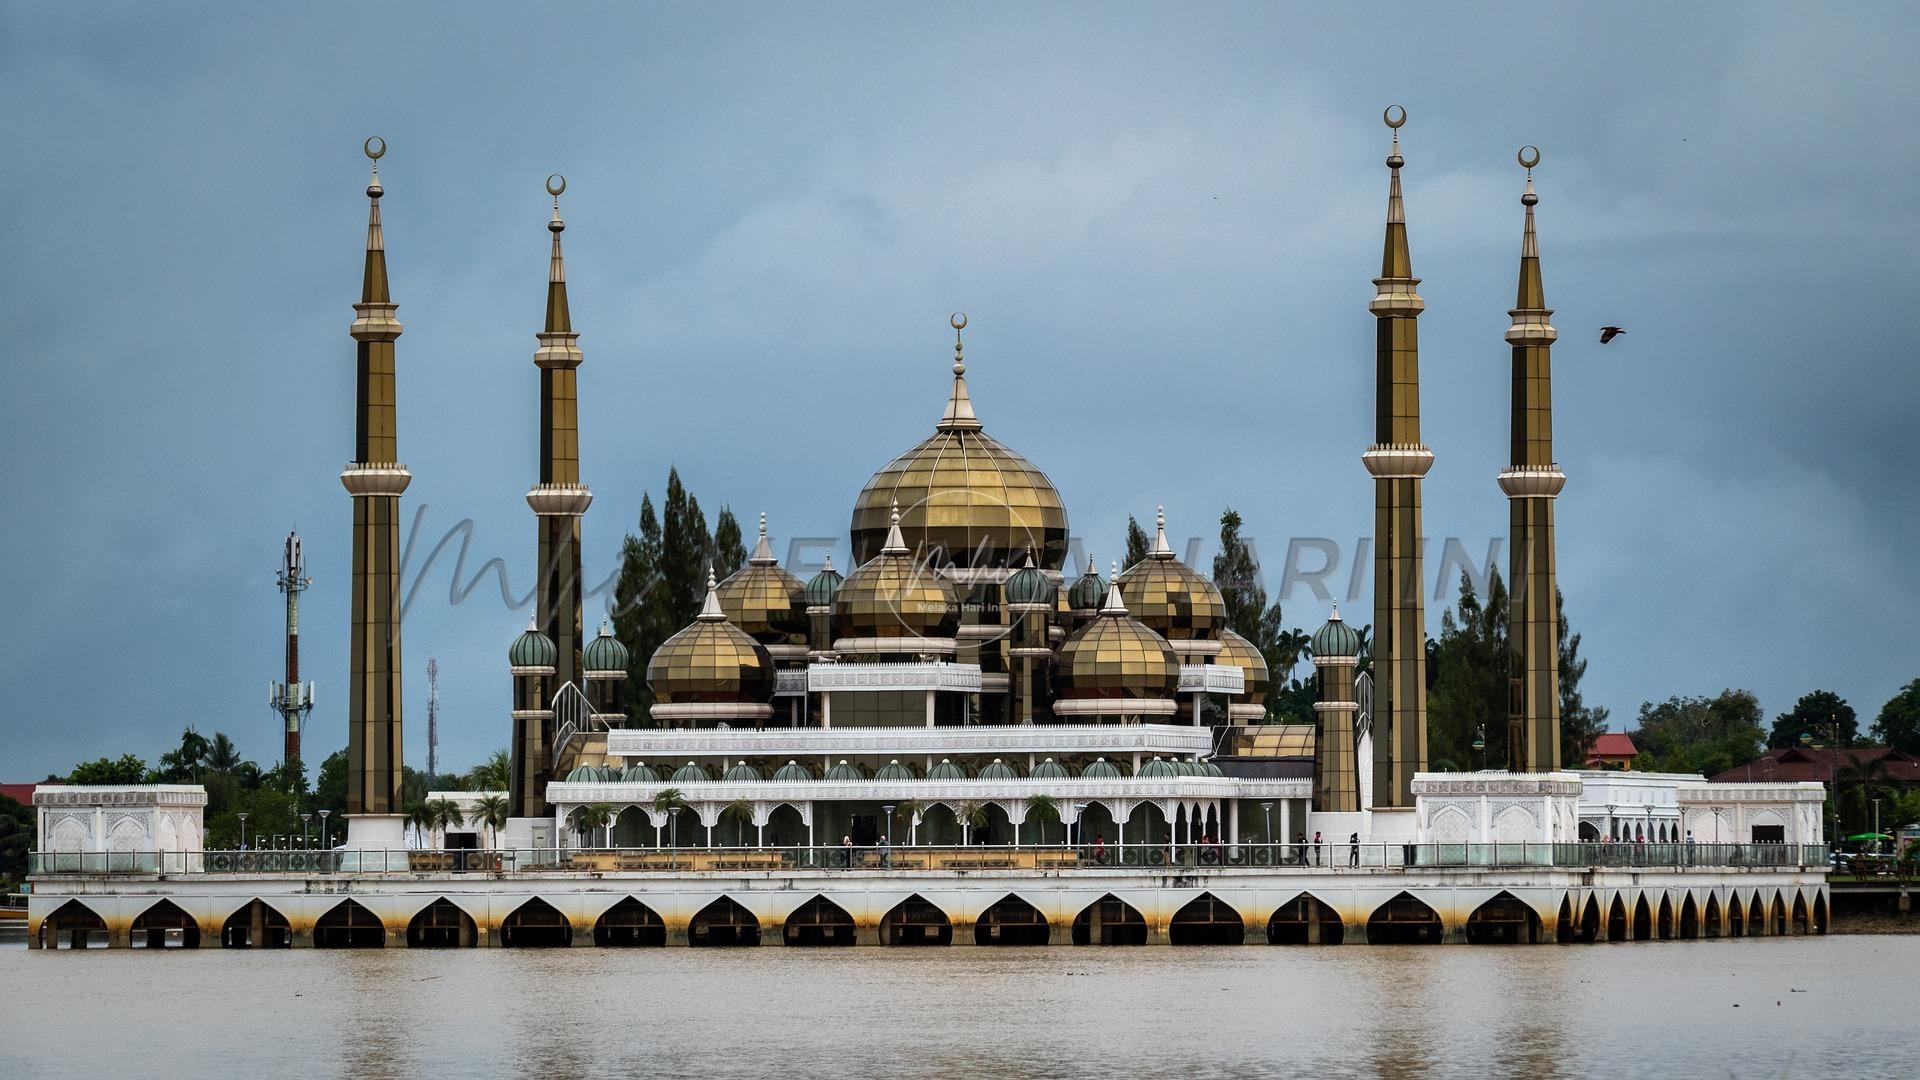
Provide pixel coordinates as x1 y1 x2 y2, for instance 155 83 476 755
469 794 509 849
661 468 712 626
952 801 988 845
1834 754 1893 836
405 800 436 842
1211 508 1311 722
313 749 348 818
893 799 925 845
466 749 511 793
154 728 211 782
612 493 667 720
1629 690 1766 777
711 506 747 582
1558 589 1610 767
68 754 149 785
720 798 754 847
1123 515 1150 570
0 794 31 885
424 798 465 837
1872 679 1920 754
1770 690 1859 750
571 803 614 847
1426 569 1509 771
1024 794 1061 846
652 788 688 846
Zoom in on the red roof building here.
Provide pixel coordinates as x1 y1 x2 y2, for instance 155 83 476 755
1585 733 1638 768
0 783 38 807
1710 747 1920 785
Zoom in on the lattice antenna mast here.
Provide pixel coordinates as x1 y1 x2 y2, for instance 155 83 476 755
271 532 316 765
426 657 440 785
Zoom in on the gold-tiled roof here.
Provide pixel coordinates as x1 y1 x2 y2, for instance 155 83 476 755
647 575 774 702
1051 578 1179 699
716 564 806 643
1215 629 1269 703
835 507 959 640
1116 556 1224 641
852 429 1069 571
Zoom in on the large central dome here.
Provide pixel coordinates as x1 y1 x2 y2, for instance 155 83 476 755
850 323 1068 570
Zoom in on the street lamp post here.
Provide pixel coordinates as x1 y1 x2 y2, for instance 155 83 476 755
883 804 895 848
237 813 249 851
318 809 331 849
301 813 313 849
1261 801 1274 861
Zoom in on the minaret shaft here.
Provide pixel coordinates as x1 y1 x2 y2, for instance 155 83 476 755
1501 159 1564 773
1363 116 1430 809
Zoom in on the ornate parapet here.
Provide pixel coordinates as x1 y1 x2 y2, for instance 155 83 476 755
606 722 1213 760
1177 664 1245 695
525 483 593 516
340 462 412 497
806 662 980 693
1497 466 1567 499
1362 443 1435 479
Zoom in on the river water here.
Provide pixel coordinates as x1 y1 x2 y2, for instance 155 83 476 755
2 930 1913 1079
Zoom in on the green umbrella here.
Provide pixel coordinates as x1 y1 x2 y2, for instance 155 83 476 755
1846 832 1892 841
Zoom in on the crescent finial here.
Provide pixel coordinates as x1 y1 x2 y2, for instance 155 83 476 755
364 136 387 161
1383 105 1407 130
1517 145 1541 170
546 173 567 198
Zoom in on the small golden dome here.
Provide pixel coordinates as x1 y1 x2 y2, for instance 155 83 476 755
647 572 774 703
1215 628 1269 704
835 504 960 640
1117 507 1225 640
1051 567 1178 700
715 513 806 643
850 322 1067 569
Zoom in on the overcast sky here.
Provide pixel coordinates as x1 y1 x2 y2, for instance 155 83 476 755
2 3 1915 779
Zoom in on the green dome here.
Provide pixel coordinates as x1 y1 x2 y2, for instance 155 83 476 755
1312 606 1362 659
1004 554 1056 607
978 758 1021 780
875 759 916 781
509 619 557 668
824 759 867 781
927 758 969 781
723 762 763 783
671 761 712 784
596 765 620 782
565 765 595 782
1079 757 1123 780
1139 756 1180 779
803 558 844 607
1031 758 1068 779
1199 760 1224 778
1171 759 1198 777
772 760 813 782
1066 560 1106 611
621 762 659 783
583 620 631 672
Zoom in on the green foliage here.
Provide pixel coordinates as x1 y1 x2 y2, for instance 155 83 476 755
153 728 211 782
0 794 31 885
313 749 348 818
1123 515 1149 570
661 468 713 625
571 802 615 844
466 749 511 793
1426 569 1509 771
1024 794 1061 844
1770 689 1859 750
1209 507 1312 723
468 794 509 847
1870 679 1920 754
1629 690 1767 777
1558 589 1610 766
712 506 747 581
720 798 754 846
68 754 150 785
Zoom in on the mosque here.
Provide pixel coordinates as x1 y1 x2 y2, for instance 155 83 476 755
24 111 1832 949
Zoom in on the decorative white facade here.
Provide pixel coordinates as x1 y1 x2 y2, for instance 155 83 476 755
34 785 207 870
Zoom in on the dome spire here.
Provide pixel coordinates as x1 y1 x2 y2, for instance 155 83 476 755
1149 505 1174 559
749 510 777 565
544 174 571 334
1379 106 1413 283
698 565 725 620
1100 560 1129 614
360 136 390 305
937 312 982 432
881 500 909 555
1512 147 1550 316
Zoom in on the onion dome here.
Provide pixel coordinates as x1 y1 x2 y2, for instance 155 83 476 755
834 504 960 641
1116 508 1226 640
722 762 763 783
1052 563 1179 702
849 315 1068 570
1031 758 1068 780
509 616 557 668
1004 550 1056 607
772 760 813 782
1198 760 1224 778
875 759 916 781
927 758 969 781
1311 603 1362 659
1215 629 1270 704
621 762 659 782
671 760 712 784
978 758 1021 780
564 764 597 782
583 618 630 674
824 759 867 781
803 554 844 608
1066 555 1106 613
647 570 775 703
716 513 808 642
1079 757 1123 780
1139 756 1180 779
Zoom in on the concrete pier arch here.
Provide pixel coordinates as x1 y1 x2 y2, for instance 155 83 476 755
407 897 477 948
39 899 107 950
1268 893 1343 945
222 899 291 948
1168 892 1243 945
880 894 952 946
1632 894 1653 941
783 895 856 946
130 899 201 949
975 893 1050 945
1658 894 1675 940
1606 895 1628 943
314 899 386 948
1072 894 1147 945
689 896 761 947
594 897 665 946
500 898 572 947
1367 892 1442 945
1465 892 1542 944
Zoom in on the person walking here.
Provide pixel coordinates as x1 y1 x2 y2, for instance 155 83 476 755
842 834 854 870
878 834 891 869
1093 834 1108 865
1312 831 1323 866
1349 832 1360 867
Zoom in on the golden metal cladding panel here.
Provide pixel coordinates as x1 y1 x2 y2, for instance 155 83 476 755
646 621 774 703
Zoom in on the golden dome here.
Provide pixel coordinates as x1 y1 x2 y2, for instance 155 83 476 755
715 514 806 643
1051 569 1178 700
1117 507 1225 640
647 573 774 703
1215 628 1269 704
850 323 1067 570
835 505 960 641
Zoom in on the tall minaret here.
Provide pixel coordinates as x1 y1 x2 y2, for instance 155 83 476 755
1360 106 1432 809
1499 147 1565 773
519 174 594 819
340 137 410 844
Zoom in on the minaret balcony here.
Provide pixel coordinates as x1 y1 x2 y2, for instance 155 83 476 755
526 483 593 516
1362 443 1435 479
1369 276 1425 316
349 301 403 342
340 462 412 497
534 331 583 369
1505 309 1558 346
1497 466 1567 499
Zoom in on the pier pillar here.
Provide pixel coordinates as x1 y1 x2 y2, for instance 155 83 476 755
107 927 132 949
666 925 691 947
384 925 407 948
196 922 220 948
26 923 42 949
571 923 595 947
1440 919 1468 945
291 926 315 948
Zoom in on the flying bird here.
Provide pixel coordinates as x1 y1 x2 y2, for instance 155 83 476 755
1599 326 1626 344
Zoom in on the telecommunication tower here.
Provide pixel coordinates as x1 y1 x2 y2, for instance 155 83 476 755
272 532 315 765
426 657 440 784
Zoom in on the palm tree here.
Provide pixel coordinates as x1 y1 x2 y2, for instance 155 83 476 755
207 733 243 776
1835 754 1892 835
720 799 754 848
425 798 465 839
469 794 509 849
405 800 434 846
467 749 512 793
893 799 925 846
952 801 987 845
572 803 614 848
652 788 687 848
1024 794 1061 847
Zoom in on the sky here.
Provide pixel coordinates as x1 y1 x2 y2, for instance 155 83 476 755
1 3 1916 780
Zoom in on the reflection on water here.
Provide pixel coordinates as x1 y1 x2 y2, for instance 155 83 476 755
2 935 1915 1079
